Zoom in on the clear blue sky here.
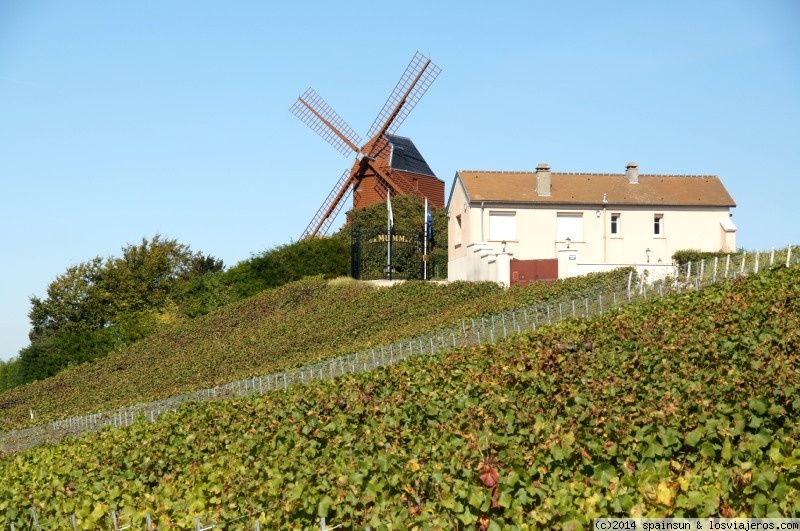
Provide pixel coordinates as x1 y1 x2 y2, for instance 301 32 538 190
1 1 798 361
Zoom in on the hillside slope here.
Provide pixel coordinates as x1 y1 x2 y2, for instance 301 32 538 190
0 270 630 431
1 266 798 528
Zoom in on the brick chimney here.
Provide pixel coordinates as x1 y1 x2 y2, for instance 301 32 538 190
536 163 551 196
625 162 639 184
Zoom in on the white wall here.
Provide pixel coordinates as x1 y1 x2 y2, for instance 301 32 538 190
448 179 736 283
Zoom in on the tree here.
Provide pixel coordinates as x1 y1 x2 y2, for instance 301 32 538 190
28 256 106 340
21 234 223 385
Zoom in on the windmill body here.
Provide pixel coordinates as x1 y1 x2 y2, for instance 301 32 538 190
291 52 445 238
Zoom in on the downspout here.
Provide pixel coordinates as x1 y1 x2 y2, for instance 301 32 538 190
603 206 607 263
602 193 608 263
480 201 485 242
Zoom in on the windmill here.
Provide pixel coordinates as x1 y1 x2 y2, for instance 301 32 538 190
290 51 444 239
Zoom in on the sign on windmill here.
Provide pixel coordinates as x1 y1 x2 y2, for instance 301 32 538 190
290 51 445 239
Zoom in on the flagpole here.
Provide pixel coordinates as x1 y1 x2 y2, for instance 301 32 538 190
423 197 429 280
387 188 393 280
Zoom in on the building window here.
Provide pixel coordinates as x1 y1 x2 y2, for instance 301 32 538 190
455 215 462 246
654 214 664 236
556 213 583 242
610 213 621 235
489 212 516 241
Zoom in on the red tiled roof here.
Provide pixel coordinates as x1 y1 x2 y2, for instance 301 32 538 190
457 170 736 207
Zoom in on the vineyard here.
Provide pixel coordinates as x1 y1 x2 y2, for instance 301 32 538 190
0 263 798 528
0 269 632 433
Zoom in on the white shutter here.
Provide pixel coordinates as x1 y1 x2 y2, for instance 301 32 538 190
489 212 516 241
556 213 583 241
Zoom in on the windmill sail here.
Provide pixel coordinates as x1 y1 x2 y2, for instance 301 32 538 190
290 88 362 156
300 168 354 239
366 52 442 142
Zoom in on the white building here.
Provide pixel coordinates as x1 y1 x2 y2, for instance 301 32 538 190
446 162 737 285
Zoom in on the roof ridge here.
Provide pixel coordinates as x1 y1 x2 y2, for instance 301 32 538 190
639 173 718 179
459 170 532 174
460 170 719 178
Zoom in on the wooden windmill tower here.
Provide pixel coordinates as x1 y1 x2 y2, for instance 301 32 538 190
290 51 445 238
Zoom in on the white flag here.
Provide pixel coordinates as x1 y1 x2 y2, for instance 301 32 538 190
387 188 394 229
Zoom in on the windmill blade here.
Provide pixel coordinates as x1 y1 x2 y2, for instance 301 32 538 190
368 159 424 200
365 52 442 141
290 88 362 156
301 168 354 238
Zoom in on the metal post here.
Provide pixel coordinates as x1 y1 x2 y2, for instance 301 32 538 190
787 245 792 268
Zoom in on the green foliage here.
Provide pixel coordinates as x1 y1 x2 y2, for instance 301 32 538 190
18 235 222 387
223 237 349 299
672 249 732 265
1 266 799 527
0 358 22 393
